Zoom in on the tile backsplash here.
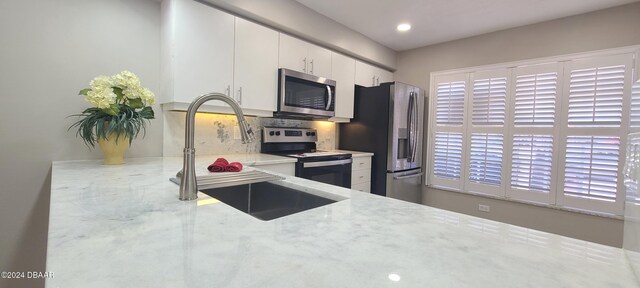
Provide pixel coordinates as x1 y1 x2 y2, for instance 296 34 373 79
163 111 336 156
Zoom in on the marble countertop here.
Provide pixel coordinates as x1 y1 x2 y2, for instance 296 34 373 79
47 157 639 288
328 149 374 157
197 153 298 166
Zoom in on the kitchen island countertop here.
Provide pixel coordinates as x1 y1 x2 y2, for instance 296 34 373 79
47 157 639 287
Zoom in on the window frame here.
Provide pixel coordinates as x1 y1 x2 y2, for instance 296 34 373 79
427 46 639 217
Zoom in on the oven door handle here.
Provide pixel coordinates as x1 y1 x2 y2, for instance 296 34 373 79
303 159 352 168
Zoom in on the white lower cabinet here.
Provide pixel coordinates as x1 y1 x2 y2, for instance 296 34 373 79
251 163 295 176
351 156 372 193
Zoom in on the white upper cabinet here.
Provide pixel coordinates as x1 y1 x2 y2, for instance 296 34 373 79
355 60 393 87
162 0 234 105
308 45 332 79
378 68 394 84
279 34 332 78
161 0 277 116
233 17 279 112
331 53 356 119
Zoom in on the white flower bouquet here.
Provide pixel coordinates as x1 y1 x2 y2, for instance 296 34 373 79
69 71 155 147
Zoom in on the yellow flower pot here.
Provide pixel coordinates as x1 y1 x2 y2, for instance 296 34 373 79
97 134 129 165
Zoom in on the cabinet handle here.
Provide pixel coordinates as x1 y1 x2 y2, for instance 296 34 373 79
376 76 380 86
303 57 307 72
372 76 376 86
310 59 314 74
237 87 242 105
225 85 230 97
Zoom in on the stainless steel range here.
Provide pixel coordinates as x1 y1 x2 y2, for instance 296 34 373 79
261 127 352 188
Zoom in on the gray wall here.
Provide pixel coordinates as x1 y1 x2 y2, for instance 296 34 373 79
0 0 162 287
395 2 640 91
395 2 640 247
200 0 397 70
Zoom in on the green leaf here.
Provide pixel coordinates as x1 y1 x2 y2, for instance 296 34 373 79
128 98 144 109
139 106 155 119
112 87 124 101
79 88 91 96
101 105 118 116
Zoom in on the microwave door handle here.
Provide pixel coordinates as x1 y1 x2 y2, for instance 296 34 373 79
325 85 333 111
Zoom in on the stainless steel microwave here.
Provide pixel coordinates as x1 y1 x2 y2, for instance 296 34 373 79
276 68 336 118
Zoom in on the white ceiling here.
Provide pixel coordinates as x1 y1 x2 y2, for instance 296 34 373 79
295 0 639 51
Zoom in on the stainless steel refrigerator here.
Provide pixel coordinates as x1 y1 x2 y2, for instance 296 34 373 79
339 82 425 203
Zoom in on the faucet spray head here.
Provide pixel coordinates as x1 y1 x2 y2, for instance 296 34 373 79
239 120 256 144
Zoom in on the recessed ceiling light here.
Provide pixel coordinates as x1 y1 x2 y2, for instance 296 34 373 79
397 23 411 32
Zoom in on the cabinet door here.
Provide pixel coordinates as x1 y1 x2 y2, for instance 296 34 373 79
355 60 376 87
234 18 278 111
332 53 355 118
308 44 332 78
172 0 234 104
377 67 394 84
279 34 309 73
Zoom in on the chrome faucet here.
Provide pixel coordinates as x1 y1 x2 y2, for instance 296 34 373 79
179 92 256 201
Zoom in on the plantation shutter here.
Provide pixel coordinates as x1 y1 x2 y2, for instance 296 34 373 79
631 82 640 128
557 54 633 215
436 82 465 125
430 73 468 190
465 69 508 196
433 132 463 179
507 63 562 204
564 136 620 202
511 135 554 192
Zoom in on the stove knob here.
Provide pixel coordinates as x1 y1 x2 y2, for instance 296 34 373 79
306 132 311 136
269 131 275 136
311 132 316 136
275 131 281 136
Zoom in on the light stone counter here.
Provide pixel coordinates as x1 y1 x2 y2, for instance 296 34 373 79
47 157 639 288
194 153 298 166
328 149 374 158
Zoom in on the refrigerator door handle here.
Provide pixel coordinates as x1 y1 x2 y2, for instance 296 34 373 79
393 172 422 180
411 91 419 163
407 91 415 162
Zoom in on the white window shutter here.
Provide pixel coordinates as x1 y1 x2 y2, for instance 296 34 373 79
514 72 557 127
557 53 633 216
472 78 506 126
469 133 503 186
630 82 640 128
563 136 620 202
511 135 554 193
567 65 625 127
507 63 562 204
430 73 468 190
465 69 509 196
433 132 463 179
436 81 465 125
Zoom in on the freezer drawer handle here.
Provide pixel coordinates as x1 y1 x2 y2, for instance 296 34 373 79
393 173 422 180
303 159 352 168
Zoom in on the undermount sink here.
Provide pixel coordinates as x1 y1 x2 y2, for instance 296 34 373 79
201 182 343 221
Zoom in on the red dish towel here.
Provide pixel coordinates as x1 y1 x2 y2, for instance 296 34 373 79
207 158 229 172
225 162 243 172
